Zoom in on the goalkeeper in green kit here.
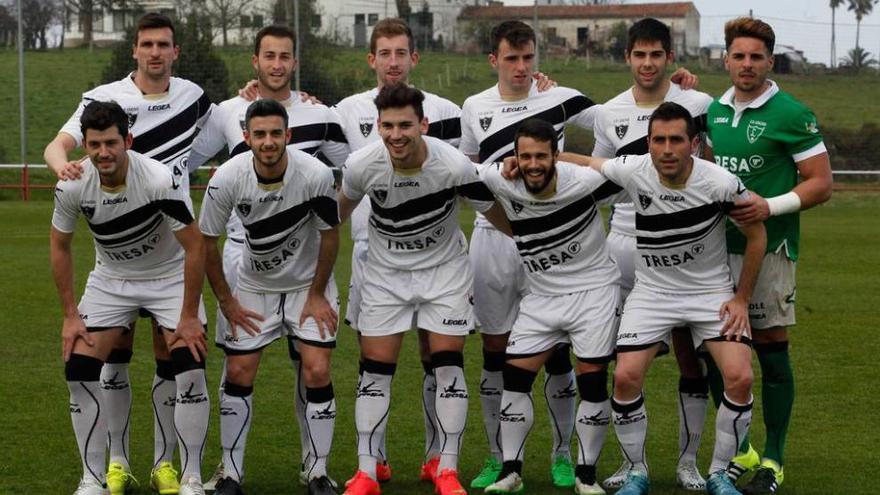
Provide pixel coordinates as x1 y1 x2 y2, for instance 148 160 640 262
705 17 833 495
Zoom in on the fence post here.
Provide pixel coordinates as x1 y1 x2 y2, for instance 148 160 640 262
22 164 29 201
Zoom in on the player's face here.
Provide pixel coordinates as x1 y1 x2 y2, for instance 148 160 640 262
648 118 697 184
369 35 418 87
84 126 132 178
725 37 774 96
378 106 428 166
245 115 291 169
516 136 558 195
133 27 178 81
253 35 296 92
626 40 673 90
490 39 535 94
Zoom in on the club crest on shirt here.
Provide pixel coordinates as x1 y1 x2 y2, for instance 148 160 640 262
637 189 653 210
372 188 388 204
239 119 247 131
359 117 374 138
81 204 96 219
237 201 252 217
125 107 139 128
511 200 524 214
614 118 630 140
479 111 494 132
747 120 767 144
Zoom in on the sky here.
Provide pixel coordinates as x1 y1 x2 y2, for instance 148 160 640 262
502 0 880 66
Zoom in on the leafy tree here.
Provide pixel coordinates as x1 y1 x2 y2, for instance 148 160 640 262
848 0 877 51
840 46 877 70
831 0 845 68
606 21 628 60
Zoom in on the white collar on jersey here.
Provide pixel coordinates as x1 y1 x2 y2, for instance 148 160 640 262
719 79 779 111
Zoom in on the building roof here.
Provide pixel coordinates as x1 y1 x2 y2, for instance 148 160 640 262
459 2 697 21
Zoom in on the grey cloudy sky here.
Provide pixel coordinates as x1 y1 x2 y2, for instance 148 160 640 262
502 0 880 66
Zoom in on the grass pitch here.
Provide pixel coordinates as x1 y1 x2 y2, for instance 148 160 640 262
0 192 877 494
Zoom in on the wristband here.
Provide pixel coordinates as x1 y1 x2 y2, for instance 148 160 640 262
766 191 801 216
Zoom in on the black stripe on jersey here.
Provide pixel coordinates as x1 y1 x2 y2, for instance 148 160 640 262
370 198 456 237
616 138 648 157
478 94 594 163
370 187 456 223
428 117 462 141
87 202 161 236
92 213 163 247
130 93 209 155
592 180 624 202
636 212 724 250
153 133 196 162
244 202 311 242
635 202 732 232
510 193 597 236
311 196 340 227
457 181 495 202
158 199 195 225
324 122 348 143
516 207 598 256
290 123 335 145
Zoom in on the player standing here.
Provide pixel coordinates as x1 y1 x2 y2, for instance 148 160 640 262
187 25 347 490
705 18 832 494
459 20 598 489
590 18 713 491
43 13 213 495
332 18 463 481
51 101 209 495
199 99 340 495
337 84 510 495
479 118 623 495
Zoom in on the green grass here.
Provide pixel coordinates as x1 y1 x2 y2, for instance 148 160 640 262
0 193 877 493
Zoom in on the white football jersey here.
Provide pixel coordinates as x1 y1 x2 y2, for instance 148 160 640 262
60 74 213 193
335 86 462 241
460 82 597 227
479 161 621 296
52 151 194 280
342 136 495 271
189 93 348 241
593 84 712 236
601 154 749 295
200 148 338 293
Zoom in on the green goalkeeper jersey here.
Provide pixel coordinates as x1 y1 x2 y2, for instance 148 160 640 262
707 81 826 261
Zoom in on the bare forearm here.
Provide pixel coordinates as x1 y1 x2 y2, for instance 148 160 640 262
181 238 206 318
792 175 832 210
50 242 78 317
204 238 233 305
310 229 339 295
735 225 767 302
44 134 76 173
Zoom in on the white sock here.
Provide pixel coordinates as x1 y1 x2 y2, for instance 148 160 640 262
575 399 610 467
304 384 336 480
479 352 505 462
356 361 395 480
174 367 210 481
291 351 310 469
612 394 648 474
544 350 576 459
433 354 468 473
220 383 253 482
710 394 753 474
499 389 534 463
67 354 107 486
422 361 440 460
151 362 178 467
101 359 131 468
678 376 709 465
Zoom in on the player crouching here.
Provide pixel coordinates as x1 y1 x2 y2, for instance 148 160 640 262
51 101 209 495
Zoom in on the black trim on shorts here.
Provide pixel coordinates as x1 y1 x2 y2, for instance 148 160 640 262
292 335 337 349
156 323 208 333
221 340 274 356
616 341 670 355
85 325 130 333
702 335 753 347
575 353 615 365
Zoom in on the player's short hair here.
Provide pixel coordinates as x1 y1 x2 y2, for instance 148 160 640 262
254 25 296 55
135 12 176 45
491 20 535 54
648 102 697 139
627 18 671 54
80 100 130 139
724 17 775 54
370 18 415 54
374 83 425 121
514 118 558 155
245 99 289 130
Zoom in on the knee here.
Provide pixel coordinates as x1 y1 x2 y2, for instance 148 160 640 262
224 357 253 384
301 357 331 386
613 366 643 396
723 367 754 398
481 333 509 353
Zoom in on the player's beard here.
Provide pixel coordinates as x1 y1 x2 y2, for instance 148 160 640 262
521 164 556 195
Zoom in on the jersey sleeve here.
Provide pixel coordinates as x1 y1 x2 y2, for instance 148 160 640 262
568 100 598 131
341 156 365 202
51 179 82 233
156 176 195 231
600 155 639 188
58 96 93 147
427 98 463 147
199 169 236 237
318 108 350 168
571 165 626 205
455 157 496 213
474 161 507 197
310 164 340 230
783 106 826 162
590 106 617 158
188 104 228 170
458 101 479 158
